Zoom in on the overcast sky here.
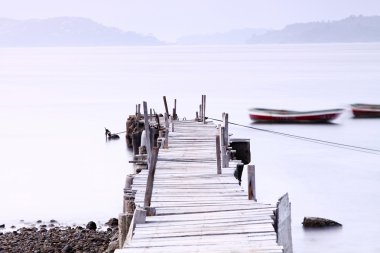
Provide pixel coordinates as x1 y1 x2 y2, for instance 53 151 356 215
1 0 380 41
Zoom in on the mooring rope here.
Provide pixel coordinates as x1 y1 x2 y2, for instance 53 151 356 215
113 130 127 135
208 117 380 155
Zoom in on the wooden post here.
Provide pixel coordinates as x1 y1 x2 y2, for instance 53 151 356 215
223 113 229 146
132 131 141 156
123 212 135 246
247 165 257 201
155 113 160 126
125 207 146 244
124 175 134 190
196 111 199 121
173 98 177 120
164 113 169 149
134 206 147 224
120 174 136 248
137 104 141 119
123 192 136 214
222 146 228 168
220 126 224 167
118 213 128 248
222 113 230 166
215 135 221 174
163 96 169 116
199 104 202 121
150 108 153 121
220 126 228 168
144 147 159 208
275 193 293 253
143 101 152 165
202 95 206 124
171 116 174 132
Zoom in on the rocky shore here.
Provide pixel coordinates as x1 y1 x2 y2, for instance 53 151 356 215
0 219 119 253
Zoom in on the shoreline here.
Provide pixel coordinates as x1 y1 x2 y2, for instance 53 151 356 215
0 218 119 253
0 218 115 233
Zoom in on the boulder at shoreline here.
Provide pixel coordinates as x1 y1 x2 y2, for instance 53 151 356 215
303 216 342 228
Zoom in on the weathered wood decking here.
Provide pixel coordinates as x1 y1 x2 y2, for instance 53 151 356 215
116 120 283 253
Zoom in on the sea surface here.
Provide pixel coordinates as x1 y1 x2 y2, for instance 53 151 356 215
0 44 380 252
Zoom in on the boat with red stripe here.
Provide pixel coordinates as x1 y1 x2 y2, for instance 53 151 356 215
351 103 380 118
249 108 344 123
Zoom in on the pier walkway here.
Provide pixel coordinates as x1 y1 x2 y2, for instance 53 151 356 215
116 119 285 253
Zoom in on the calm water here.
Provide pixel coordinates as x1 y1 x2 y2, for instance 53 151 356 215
0 44 380 252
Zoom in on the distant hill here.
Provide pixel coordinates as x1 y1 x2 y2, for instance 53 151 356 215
0 17 163 46
248 15 380 44
177 28 268 45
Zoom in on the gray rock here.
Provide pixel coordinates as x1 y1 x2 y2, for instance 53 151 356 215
103 240 119 253
62 245 74 253
302 216 342 228
86 221 97 230
105 218 118 228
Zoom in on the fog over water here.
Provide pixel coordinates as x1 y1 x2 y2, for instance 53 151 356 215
1 1 380 41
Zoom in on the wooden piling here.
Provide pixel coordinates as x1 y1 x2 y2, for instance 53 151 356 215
173 98 177 120
275 193 293 253
132 132 141 156
163 96 169 116
119 176 136 248
164 114 169 149
215 135 222 174
223 113 229 145
143 101 152 163
247 165 257 201
123 191 136 214
171 116 174 132
202 95 206 124
137 104 141 119
134 206 147 224
144 147 159 208
199 104 202 121
118 213 128 248
220 126 229 168
124 175 134 190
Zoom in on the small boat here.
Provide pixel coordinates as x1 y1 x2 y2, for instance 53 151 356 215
249 108 344 123
351 103 380 118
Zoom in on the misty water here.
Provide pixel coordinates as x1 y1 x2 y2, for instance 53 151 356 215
0 44 380 252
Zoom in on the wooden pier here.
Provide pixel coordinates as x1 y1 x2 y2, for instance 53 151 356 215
116 98 292 253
